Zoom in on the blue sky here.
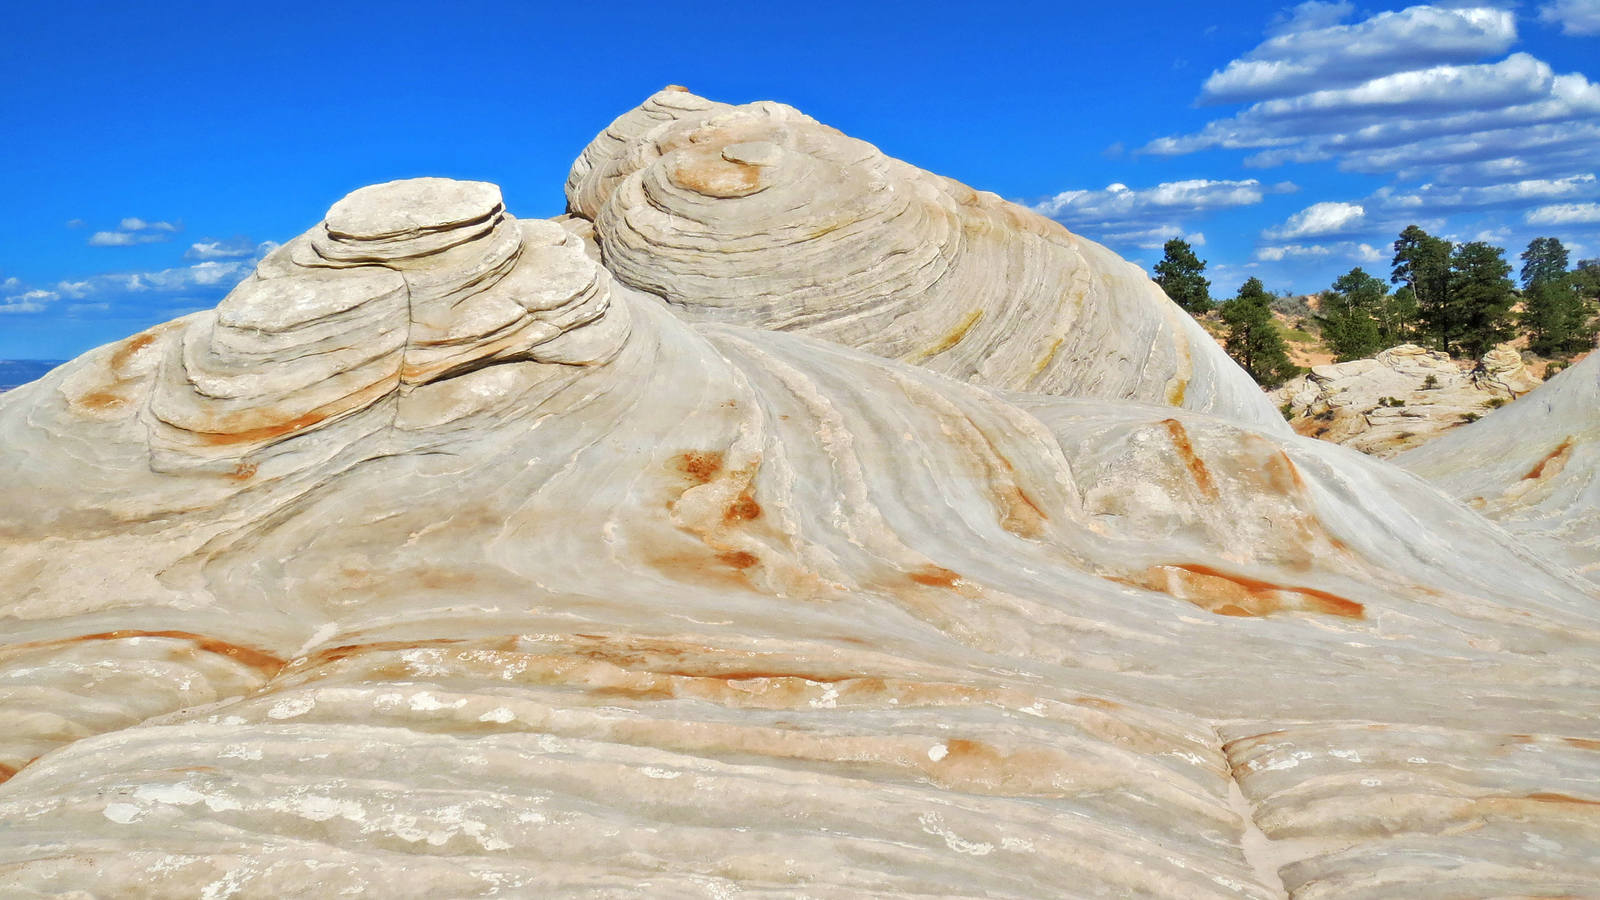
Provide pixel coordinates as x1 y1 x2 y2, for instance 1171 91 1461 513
3 0 1598 359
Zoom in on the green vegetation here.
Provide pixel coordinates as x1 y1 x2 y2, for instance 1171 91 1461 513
1221 277 1300 387
1318 267 1387 360
1521 237 1594 357
1153 239 1213 314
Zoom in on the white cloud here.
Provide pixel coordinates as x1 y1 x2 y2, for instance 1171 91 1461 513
1202 5 1516 103
55 280 92 299
1540 0 1600 36
1525 202 1600 224
1376 174 1599 211
1266 201 1367 239
0 242 273 317
0 289 60 315
87 217 181 247
1255 241 1385 263
1034 178 1289 219
1144 2 1600 252
1033 179 1293 249
119 217 178 233
185 238 258 260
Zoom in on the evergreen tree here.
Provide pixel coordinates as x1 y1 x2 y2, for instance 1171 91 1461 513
1153 239 1213 314
1220 277 1298 386
1380 284 1420 346
1318 267 1386 360
1520 237 1569 289
1570 259 1600 350
1391 225 1454 353
1520 237 1581 357
1448 241 1515 358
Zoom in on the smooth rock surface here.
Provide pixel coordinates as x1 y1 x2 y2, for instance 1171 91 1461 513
0 96 1595 898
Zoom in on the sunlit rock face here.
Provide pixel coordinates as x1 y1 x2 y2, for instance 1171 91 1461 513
568 88 1286 433
1276 343 1545 457
0 95 1597 898
1400 350 1600 586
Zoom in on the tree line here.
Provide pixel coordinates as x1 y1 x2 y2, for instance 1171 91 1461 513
1153 229 1600 386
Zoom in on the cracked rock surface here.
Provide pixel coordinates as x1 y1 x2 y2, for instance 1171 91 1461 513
0 92 1595 898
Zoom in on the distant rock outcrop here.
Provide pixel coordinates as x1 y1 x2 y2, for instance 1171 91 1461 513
0 92 1595 898
1275 342 1543 456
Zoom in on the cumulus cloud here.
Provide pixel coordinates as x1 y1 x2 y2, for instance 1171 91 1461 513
1144 1 1600 255
1375 174 1599 212
0 243 273 318
1525 202 1600 225
1255 241 1386 263
185 238 263 260
0 289 60 315
1032 179 1293 248
1265 201 1367 239
1202 5 1516 103
1540 0 1600 36
86 216 182 247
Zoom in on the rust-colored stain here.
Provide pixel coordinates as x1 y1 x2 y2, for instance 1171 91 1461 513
994 481 1048 540
1522 438 1573 481
1525 792 1600 806
1073 695 1122 711
1161 419 1217 499
1142 563 1365 619
299 637 466 669
109 332 157 371
196 410 330 447
0 763 16 784
1563 737 1600 751
417 570 481 590
678 450 724 485
7 629 285 677
1264 450 1306 495
225 460 259 482
723 491 762 523
77 390 128 410
908 308 983 363
909 565 962 589
672 156 762 198
715 550 759 569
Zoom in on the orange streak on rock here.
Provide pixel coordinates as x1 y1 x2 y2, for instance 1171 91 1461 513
1161 418 1217 499
1141 563 1365 619
1522 438 1573 481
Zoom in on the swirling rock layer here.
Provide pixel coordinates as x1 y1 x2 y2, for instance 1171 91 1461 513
569 89 1285 431
1 97 1597 897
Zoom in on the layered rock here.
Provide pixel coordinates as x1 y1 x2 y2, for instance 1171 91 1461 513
0 99 1596 898
1400 350 1600 585
1275 343 1543 456
568 88 1285 432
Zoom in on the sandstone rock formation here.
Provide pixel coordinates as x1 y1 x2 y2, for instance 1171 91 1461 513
1400 350 1600 586
568 88 1286 433
1275 343 1543 456
0 95 1595 898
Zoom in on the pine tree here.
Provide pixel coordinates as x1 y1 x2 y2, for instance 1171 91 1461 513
1380 285 1420 346
1220 277 1298 386
1448 241 1515 358
1391 225 1453 353
1318 267 1386 360
1153 239 1213 314
1574 260 1600 349
1520 237 1584 357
